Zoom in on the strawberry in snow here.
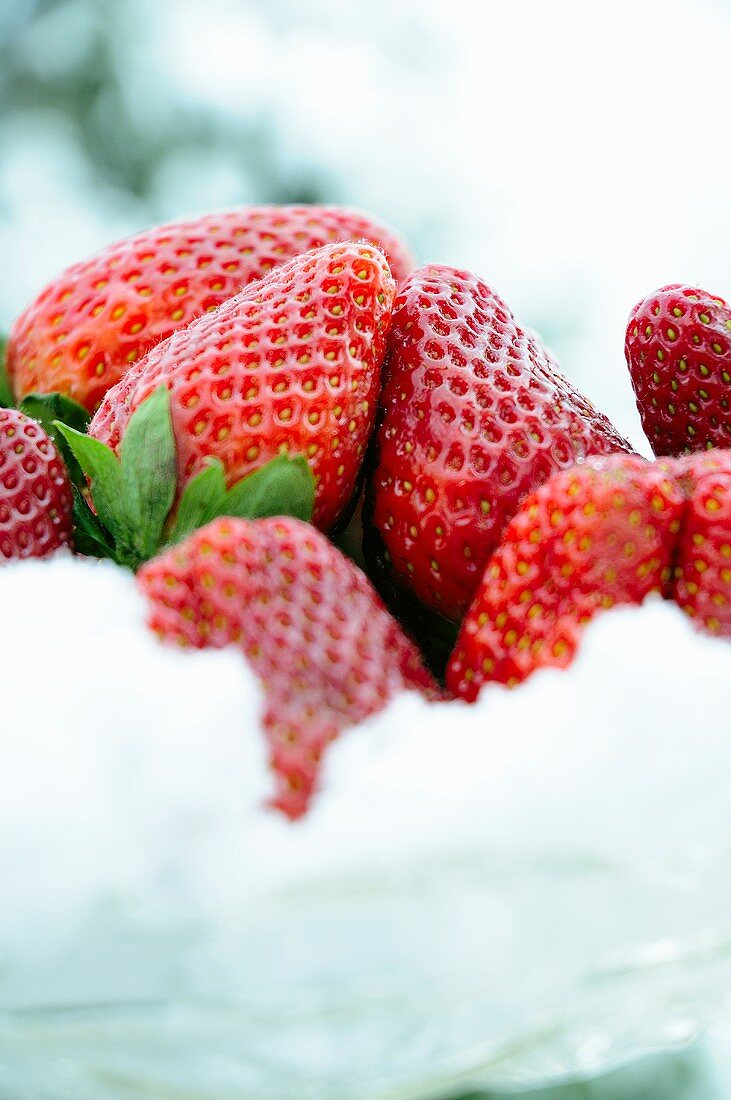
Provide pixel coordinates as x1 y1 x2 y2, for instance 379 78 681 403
672 450 731 637
139 516 437 819
7 205 414 413
447 455 684 699
0 408 73 561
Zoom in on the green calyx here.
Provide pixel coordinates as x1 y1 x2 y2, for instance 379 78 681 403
56 386 316 570
0 335 13 407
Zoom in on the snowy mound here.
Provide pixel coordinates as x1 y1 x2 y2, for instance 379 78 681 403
1 556 730 1098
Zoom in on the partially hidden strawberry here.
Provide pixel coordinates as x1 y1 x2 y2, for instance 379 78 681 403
89 242 395 534
625 283 731 455
0 408 73 561
672 449 731 636
139 515 438 819
7 205 414 413
446 455 684 699
365 265 633 636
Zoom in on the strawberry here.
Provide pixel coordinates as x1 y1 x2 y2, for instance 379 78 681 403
88 242 395 533
365 265 633 633
0 408 73 561
139 515 437 819
7 205 414 413
672 450 731 636
625 283 731 456
446 455 684 699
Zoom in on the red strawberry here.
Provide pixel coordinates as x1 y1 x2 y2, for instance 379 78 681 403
672 450 731 636
366 265 633 628
139 515 437 819
625 283 731 456
446 455 684 699
7 205 414 413
0 408 73 561
89 242 395 532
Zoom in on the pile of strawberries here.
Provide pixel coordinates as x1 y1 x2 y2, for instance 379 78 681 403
2 206 730 817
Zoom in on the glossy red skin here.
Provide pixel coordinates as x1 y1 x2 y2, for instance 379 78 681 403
7 205 415 413
625 284 731 456
368 266 633 622
139 516 437 819
90 242 395 532
447 455 684 700
672 450 731 636
0 409 73 561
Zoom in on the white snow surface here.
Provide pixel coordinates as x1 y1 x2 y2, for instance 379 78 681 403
1 555 730 1097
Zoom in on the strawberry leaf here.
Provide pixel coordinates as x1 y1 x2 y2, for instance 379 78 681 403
71 486 116 559
167 458 228 545
167 454 315 548
117 385 177 563
0 335 13 408
59 390 314 567
224 454 315 523
20 392 90 488
54 422 124 543
58 387 177 569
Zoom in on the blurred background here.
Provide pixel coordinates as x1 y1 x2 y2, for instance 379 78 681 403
3 0 731 454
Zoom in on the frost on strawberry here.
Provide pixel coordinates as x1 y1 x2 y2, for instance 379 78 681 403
6 205 414 413
0 408 73 561
447 455 684 700
139 516 438 819
366 265 633 637
625 284 731 456
89 242 395 534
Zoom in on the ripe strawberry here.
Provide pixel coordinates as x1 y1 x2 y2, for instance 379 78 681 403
139 515 437 819
89 242 395 532
366 265 632 628
7 205 414 413
672 450 731 636
625 284 731 456
0 408 73 561
446 455 684 700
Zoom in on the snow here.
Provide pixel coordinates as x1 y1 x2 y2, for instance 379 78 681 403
1 554 731 1096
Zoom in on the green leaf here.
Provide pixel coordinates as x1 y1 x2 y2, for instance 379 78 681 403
167 458 228 545
224 454 315 523
57 389 178 569
21 390 90 435
61 395 314 567
20 391 91 488
54 422 124 545
117 385 177 563
71 486 116 559
0 335 13 407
